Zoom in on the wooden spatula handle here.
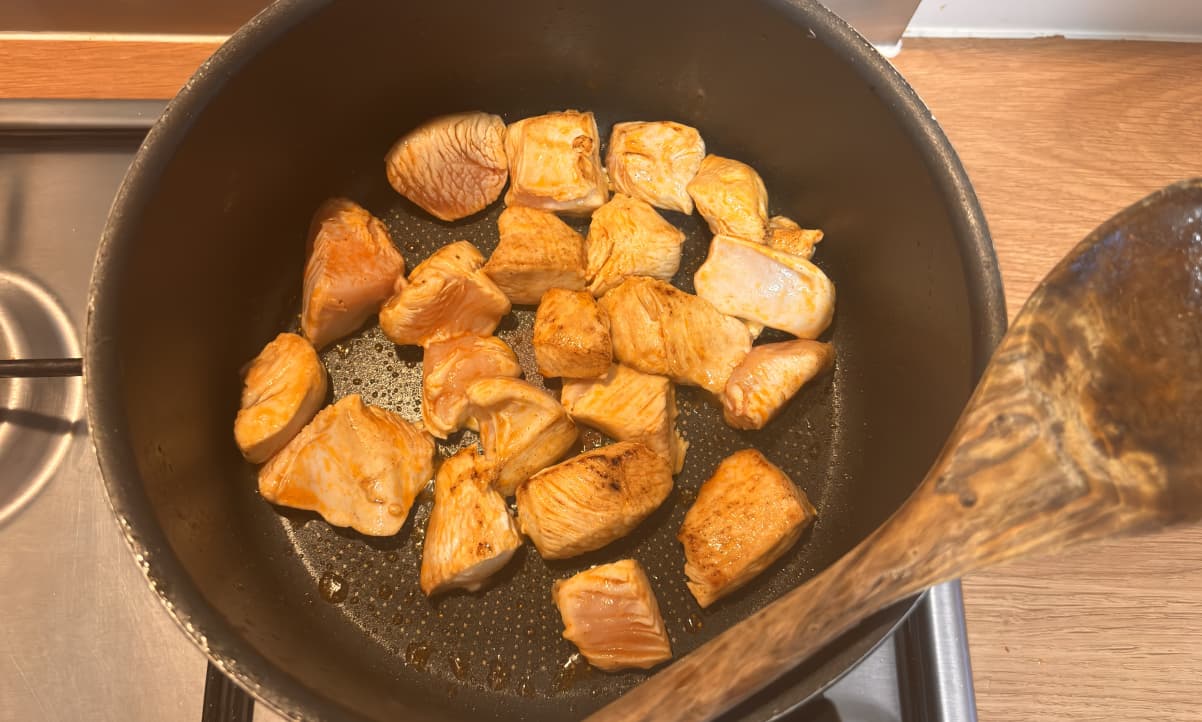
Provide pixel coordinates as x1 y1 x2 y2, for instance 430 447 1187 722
591 180 1202 722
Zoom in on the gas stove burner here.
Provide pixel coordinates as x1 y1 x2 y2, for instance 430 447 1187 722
0 269 83 525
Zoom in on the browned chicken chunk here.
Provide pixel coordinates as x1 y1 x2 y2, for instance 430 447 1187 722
586 193 686 296
482 206 587 304
686 155 769 242
302 198 405 349
258 394 435 536
379 241 511 347
766 215 824 260
422 335 522 438
599 277 752 394
605 121 705 214
694 234 835 339
532 288 612 379
723 340 834 430
561 365 687 473
234 333 328 463
678 449 816 607
553 559 673 671
504 110 609 215
516 442 672 559
420 448 523 596
465 377 579 496
384 112 508 221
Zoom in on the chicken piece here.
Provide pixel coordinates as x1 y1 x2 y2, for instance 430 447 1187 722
482 206 587 304
553 559 673 671
678 449 816 607
516 442 672 559
605 121 705 214
532 289 612 379
422 335 522 438
465 377 579 496
599 277 752 394
302 198 406 349
767 216 824 260
234 333 328 464
694 234 835 339
384 111 508 222
504 110 608 215
585 194 686 296
686 154 769 242
379 241 511 347
420 448 523 596
259 394 435 536
723 340 834 430
561 365 687 473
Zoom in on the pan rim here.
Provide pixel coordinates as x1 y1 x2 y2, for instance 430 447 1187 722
84 0 1007 720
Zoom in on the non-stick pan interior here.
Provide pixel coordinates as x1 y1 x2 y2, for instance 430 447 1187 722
89 1 998 720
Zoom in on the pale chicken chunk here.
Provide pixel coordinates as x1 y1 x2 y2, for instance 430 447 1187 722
586 193 685 296
694 235 836 339
553 559 673 671
234 333 327 464
302 198 406 349
599 277 752 394
605 121 705 214
516 442 672 559
561 365 687 473
767 216 824 260
420 448 523 596
483 206 587 304
385 112 508 221
686 154 769 242
422 335 522 438
379 241 511 347
532 288 612 379
678 449 816 607
258 394 435 536
465 377 579 496
723 340 834 430
504 110 608 215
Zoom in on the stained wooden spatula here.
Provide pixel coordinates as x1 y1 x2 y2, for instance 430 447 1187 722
590 178 1202 722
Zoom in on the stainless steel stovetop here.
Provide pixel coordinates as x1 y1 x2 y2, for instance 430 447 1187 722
0 99 976 722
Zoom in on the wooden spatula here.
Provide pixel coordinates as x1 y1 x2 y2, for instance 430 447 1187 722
589 178 1202 722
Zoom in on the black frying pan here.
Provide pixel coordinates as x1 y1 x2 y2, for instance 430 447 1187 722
84 0 1005 719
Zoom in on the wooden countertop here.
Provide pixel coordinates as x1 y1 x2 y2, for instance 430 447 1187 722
4 33 1200 721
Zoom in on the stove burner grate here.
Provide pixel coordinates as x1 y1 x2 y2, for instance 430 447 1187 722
0 269 83 525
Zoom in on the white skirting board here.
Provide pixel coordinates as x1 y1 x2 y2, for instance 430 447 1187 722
906 0 1202 42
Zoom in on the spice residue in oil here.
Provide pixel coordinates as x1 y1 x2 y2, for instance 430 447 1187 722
685 613 704 633
406 642 431 671
318 571 349 603
487 658 508 690
377 583 395 601
517 679 535 698
449 655 469 680
553 653 589 692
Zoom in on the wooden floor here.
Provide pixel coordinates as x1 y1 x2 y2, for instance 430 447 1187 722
3 33 1202 721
